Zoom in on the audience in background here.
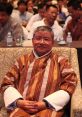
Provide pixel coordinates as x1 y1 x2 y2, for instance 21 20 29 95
27 4 63 41
11 0 19 9
26 0 34 14
26 3 46 32
64 0 82 40
0 0 82 42
11 0 33 27
0 2 24 43
57 0 69 26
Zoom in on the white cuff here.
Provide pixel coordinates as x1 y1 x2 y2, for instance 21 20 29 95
43 90 70 111
4 86 23 107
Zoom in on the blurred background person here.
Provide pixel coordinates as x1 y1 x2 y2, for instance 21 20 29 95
26 3 46 32
11 0 33 27
26 0 34 14
27 4 63 41
0 2 24 43
11 0 19 9
64 0 82 40
56 0 69 27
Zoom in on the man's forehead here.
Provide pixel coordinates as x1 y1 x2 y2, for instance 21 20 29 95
34 30 51 35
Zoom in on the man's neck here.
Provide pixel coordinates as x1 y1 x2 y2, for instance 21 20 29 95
33 49 52 59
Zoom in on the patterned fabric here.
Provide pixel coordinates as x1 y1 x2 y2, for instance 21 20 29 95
1 48 77 117
0 47 80 117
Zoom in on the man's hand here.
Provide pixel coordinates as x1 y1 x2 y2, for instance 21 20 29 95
16 99 46 114
35 101 47 111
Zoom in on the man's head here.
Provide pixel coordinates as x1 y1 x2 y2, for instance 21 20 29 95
57 0 63 6
26 0 34 13
0 2 13 25
67 0 81 20
44 4 58 26
32 26 54 56
17 0 26 13
38 3 46 18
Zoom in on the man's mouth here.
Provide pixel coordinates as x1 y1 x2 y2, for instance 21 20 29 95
36 45 47 48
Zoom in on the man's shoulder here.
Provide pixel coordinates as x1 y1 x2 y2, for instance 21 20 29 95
32 19 44 29
52 50 67 61
33 19 44 25
31 13 40 18
18 52 32 62
20 52 32 58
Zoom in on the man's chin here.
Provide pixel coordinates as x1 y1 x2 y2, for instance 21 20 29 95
36 51 46 56
36 50 50 57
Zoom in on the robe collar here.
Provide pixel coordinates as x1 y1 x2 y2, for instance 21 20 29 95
33 49 52 59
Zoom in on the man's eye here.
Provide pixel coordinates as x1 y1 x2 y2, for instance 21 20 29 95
44 37 50 41
35 36 41 40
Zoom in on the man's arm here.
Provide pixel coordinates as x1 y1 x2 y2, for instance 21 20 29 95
1 55 26 109
43 90 70 111
4 86 23 108
43 56 77 111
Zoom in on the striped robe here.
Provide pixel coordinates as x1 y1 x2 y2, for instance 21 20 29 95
1 51 77 117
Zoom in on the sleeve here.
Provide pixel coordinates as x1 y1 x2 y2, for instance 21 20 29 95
43 90 70 111
0 55 26 109
1 55 25 91
43 55 77 111
4 86 23 108
58 56 77 95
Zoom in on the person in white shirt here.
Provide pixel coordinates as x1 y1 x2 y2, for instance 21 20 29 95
26 3 46 32
28 4 63 41
26 0 34 14
11 0 33 27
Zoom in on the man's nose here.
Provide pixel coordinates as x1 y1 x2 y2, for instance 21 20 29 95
40 38 44 43
53 13 57 17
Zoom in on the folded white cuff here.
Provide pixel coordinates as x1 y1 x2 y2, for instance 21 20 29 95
43 90 70 111
4 86 23 107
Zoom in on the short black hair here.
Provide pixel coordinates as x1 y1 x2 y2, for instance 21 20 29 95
0 2 13 15
45 4 58 11
37 3 46 10
17 0 26 6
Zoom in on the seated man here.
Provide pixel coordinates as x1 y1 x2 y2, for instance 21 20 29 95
0 2 23 43
0 26 77 117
